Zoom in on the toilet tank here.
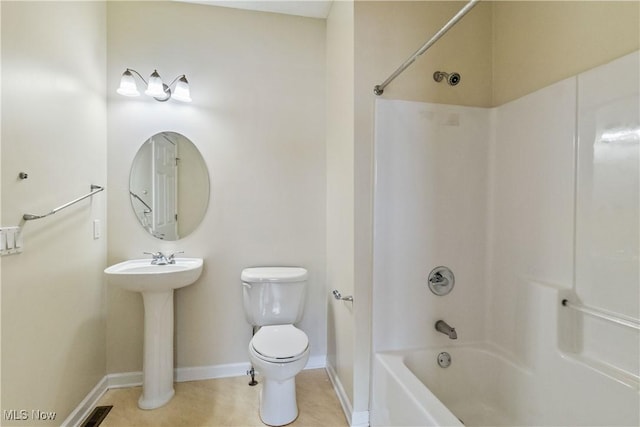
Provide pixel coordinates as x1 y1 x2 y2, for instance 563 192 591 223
241 267 308 327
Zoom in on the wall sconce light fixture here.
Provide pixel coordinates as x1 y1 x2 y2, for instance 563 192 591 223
117 68 192 102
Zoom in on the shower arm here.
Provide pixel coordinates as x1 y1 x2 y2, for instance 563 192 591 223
373 0 480 96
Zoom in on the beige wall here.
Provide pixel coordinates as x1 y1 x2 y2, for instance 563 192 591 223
352 1 640 107
1 2 107 424
492 1 640 106
356 0 494 107
326 0 356 417
106 2 326 373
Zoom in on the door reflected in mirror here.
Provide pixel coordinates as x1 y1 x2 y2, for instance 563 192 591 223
129 131 209 240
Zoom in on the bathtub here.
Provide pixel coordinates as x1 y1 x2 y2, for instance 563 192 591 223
371 344 530 426
371 343 640 427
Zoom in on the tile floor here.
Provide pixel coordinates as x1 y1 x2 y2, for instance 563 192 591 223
95 369 348 426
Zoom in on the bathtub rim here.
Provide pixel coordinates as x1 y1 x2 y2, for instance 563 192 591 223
373 341 536 427
374 350 463 426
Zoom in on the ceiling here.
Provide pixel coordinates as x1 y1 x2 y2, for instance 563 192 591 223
174 0 334 19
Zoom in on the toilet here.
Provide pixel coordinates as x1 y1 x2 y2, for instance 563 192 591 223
241 267 310 426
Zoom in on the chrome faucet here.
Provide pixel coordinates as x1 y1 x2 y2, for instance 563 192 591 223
144 251 183 265
145 252 170 265
435 320 457 339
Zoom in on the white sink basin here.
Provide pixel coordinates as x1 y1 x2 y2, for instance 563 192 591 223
104 257 203 410
105 258 203 292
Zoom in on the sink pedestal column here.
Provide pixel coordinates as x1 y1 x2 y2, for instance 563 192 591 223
138 290 175 410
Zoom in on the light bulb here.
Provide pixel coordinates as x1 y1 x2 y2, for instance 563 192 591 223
116 70 140 97
172 76 192 102
145 70 166 98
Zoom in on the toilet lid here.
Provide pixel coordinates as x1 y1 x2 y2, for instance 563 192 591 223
252 325 309 361
241 267 308 283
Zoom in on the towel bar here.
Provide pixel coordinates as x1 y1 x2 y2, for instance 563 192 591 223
23 185 104 221
562 299 640 331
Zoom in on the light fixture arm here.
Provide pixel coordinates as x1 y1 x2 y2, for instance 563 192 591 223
126 68 148 85
166 74 186 88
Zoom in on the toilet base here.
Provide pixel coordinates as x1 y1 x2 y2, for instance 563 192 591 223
259 377 298 426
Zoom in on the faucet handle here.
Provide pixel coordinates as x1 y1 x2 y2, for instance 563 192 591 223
167 251 184 264
427 266 455 296
143 251 168 265
429 272 445 284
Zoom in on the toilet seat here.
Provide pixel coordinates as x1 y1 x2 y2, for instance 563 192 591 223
251 325 309 363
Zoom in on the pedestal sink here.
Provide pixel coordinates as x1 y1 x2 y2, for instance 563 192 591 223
105 257 203 409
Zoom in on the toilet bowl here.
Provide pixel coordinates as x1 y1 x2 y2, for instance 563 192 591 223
241 267 309 426
249 324 310 426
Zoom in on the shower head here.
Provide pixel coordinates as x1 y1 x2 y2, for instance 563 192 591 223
433 71 461 86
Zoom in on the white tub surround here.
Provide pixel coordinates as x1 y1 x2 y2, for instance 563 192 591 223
373 99 490 353
371 51 639 427
573 50 640 379
372 283 639 427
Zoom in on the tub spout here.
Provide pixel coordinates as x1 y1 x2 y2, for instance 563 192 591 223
435 320 457 339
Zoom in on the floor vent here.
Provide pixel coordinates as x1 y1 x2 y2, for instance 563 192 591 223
80 405 113 427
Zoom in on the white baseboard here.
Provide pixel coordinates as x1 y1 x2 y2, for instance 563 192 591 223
175 362 251 382
60 376 108 427
326 362 370 427
65 355 329 426
175 354 326 382
107 371 143 388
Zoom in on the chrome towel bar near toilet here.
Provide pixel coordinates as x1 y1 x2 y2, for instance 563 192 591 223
23 185 105 221
561 299 640 331
332 289 353 302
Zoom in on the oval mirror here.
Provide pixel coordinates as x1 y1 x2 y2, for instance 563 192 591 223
129 131 209 240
